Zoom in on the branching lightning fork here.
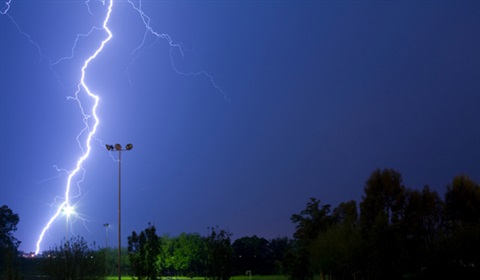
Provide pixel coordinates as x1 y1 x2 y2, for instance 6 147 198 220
126 0 228 101
2 0 225 254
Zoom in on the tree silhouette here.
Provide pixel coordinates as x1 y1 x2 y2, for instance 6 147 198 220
359 168 407 279
204 227 233 280
232 235 273 275
290 198 333 280
127 224 161 280
41 236 105 280
0 205 21 280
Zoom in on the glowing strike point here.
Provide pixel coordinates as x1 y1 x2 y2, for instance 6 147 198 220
62 205 75 217
34 0 114 255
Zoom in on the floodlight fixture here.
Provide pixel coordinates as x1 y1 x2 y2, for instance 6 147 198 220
106 143 133 152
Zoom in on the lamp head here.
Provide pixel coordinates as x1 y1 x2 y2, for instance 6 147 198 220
106 144 114 151
126 143 133 150
114 143 122 150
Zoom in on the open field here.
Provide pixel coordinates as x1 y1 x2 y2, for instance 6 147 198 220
106 275 288 280
231 275 288 280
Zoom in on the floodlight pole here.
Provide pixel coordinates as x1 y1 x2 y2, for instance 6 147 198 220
103 223 109 248
66 210 68 241
103 222 110 276
106 143 133 280
117 148 121 280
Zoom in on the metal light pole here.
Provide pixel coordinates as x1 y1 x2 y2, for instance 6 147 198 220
103 223 109 248
103 222 110 276
106 143 133 280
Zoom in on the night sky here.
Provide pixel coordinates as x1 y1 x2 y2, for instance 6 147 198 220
1 0 479 254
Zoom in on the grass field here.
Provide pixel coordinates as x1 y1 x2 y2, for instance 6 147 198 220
106 275 288 280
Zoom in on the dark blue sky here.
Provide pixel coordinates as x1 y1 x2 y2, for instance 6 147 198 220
1 0 479 253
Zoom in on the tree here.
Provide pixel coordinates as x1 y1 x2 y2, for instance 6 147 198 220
444 175 480 227
332 200 358 225
128 224 161 280
0 205 21 280
41 236 105 280
291 198 332 242
290 198 333 280
360 169 406 232
269 236 291 275
310 222 362 280
432 175 480 277
399 186 443 274
402 186 442 242
204 227 233 280
0 205 20 249
174 233 204 277
232 235 273 275
304 201 363 280
283 240 310 280
160 234 174 275
161 233 205 277
359 168 407 279
128 231 147 278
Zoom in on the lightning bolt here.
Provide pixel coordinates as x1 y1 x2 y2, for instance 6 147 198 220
2 0 225 254
34 0 114 255
0 0 10 14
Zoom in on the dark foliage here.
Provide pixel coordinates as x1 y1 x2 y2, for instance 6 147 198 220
290 169 480 280
41 236 105 280
232 235 273 275
204 227 233 280
0 205 21 280
127 224 161 280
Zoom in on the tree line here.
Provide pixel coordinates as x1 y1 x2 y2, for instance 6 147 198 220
288 169 480 280
1 168 479 280
126 225 291 280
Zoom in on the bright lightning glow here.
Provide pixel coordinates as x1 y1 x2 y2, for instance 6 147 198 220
63 205 75 217
34 0 114 255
